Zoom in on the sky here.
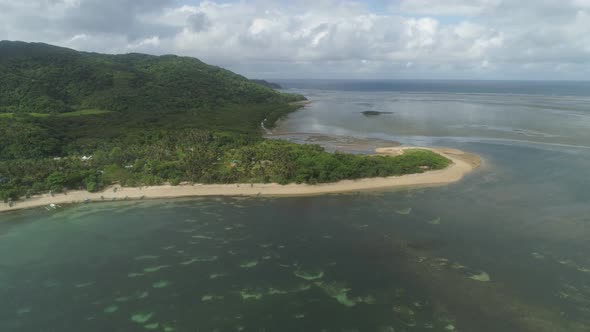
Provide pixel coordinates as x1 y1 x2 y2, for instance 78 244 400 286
1 0 589 80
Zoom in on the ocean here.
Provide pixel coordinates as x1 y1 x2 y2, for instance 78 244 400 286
1 80 590 331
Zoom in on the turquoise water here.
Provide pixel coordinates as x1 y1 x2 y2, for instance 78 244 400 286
2 81 590 331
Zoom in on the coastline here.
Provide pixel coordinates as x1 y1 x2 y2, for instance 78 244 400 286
0 147 481 213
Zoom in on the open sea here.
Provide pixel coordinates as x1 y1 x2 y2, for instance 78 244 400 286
2 80 590 332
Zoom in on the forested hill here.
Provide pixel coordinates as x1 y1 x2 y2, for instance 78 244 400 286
0 41 449 204
0 41 304 114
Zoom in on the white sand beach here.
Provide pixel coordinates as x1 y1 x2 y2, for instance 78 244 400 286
0 147 481 213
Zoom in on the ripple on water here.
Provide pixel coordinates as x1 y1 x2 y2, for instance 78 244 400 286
152 281 171 289
134 255 160 261
468 271 491 282
74 281 95 288
144 322 160 330
294 268 324 281
103 305 118 314
131 312 154 324
427 217 441 225
143 265 170 273
240 289 264 301
239 260 259 268
396 208 412 215
128 272 145 278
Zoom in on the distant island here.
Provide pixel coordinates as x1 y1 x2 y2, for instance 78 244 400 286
362 111 394 116
0 41 475 209
250 79 283 89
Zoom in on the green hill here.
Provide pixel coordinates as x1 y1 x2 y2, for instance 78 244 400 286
0 41 304 115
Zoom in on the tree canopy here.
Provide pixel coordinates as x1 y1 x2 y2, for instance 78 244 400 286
0 41 304 115
0 41 450 202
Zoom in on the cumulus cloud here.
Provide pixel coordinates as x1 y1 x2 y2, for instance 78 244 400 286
61 0 178 40
398 0 501 16
187 12 210 32
0 0 177 44
0 0 588 79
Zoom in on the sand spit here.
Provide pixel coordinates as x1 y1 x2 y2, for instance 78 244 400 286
0 147 480 213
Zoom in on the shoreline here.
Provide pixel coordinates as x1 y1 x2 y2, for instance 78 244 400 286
0 147 481 213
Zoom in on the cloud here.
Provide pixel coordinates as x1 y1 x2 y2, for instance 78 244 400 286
187 12 210 32
398 0 501 16
0 0 588 79
0 0 177 42
61 0 178 40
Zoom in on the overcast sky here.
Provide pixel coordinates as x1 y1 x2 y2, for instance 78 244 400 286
1 0 589 80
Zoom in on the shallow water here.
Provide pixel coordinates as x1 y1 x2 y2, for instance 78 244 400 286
2 80 590 331
274 86 590 149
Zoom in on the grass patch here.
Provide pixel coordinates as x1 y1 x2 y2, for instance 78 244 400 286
58 109 112 117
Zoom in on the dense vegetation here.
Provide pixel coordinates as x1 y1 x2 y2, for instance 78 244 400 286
0 41 303 114
0 41 450 203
